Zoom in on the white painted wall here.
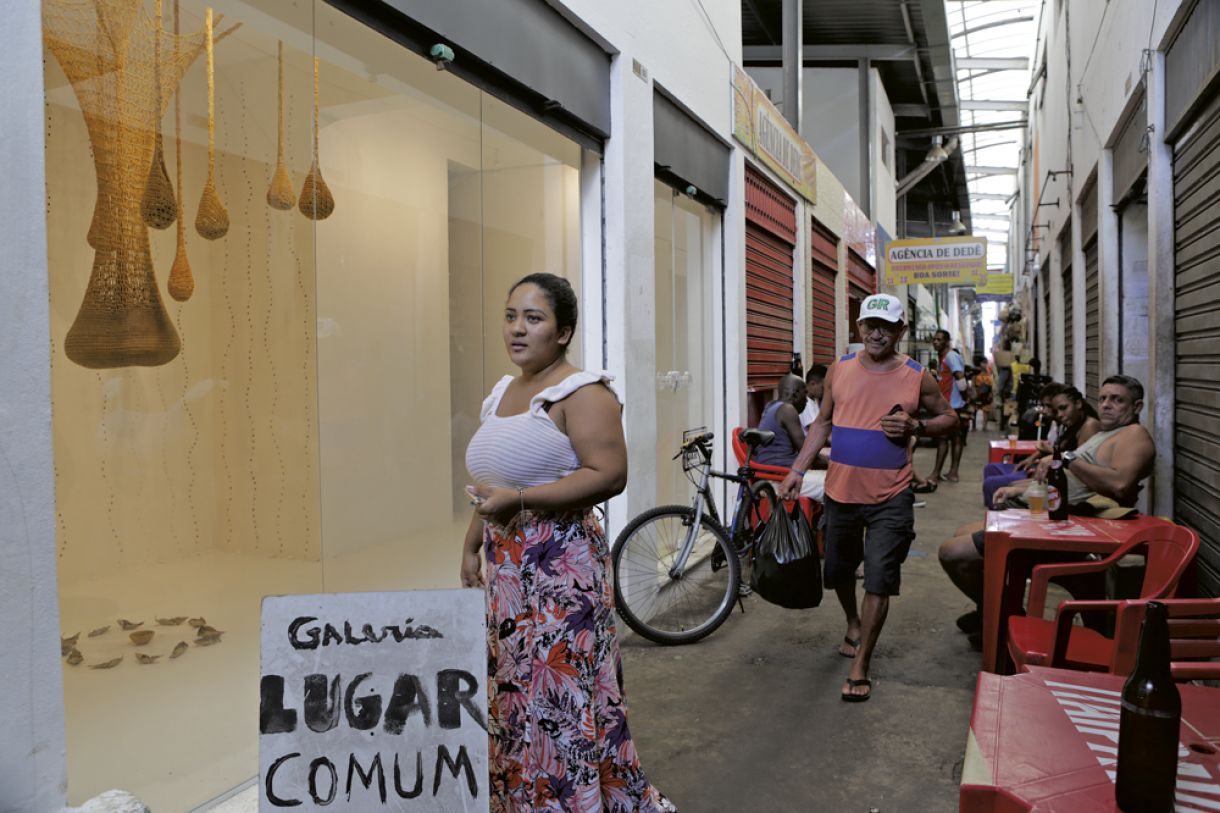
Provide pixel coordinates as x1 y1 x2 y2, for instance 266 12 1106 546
1025 0 1189 515
0 3 69 812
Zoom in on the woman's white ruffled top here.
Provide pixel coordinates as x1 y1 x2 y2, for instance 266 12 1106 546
465 370 620 490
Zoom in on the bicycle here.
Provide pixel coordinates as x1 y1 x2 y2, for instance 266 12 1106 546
611 427 781 645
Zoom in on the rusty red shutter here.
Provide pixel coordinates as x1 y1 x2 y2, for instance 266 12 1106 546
809 218 838 365
847 249 876 296
745 165 796 390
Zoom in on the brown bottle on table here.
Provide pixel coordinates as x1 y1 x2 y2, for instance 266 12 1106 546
1115 600 1180 812
1046 450 1069 521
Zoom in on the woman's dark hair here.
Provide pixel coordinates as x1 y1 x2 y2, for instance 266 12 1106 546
509 273 578 350
1052 386 1098 452
1037 381 1067 402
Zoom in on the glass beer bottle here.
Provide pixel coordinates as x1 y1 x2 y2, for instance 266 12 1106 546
1047 450 1069 521
1116 600 1181 812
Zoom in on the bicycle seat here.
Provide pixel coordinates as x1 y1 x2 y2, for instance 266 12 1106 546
738 428 775 447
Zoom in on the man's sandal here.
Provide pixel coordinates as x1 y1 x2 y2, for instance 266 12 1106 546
841 678 872 702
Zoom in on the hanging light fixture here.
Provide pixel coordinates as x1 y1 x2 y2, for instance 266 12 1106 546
925 135 949 163
950 210 967 234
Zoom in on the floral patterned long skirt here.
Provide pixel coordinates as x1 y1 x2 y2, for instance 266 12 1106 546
484 510 675 813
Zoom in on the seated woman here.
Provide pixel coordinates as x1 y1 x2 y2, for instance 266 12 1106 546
979 383 1100 506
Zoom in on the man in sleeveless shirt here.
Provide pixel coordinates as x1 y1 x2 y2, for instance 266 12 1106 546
756 374 828 500
938 375 1156 643
780 294 959 702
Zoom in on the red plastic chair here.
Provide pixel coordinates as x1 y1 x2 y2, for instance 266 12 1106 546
1006 524 1201 677
730 426 821 533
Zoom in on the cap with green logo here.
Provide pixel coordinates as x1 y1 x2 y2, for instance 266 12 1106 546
859 293 905 324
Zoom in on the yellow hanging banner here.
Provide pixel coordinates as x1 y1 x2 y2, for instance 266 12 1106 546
975 272 1014 296
883 236 988 286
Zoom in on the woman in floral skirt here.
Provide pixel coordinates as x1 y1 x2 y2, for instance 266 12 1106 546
463 273 675 813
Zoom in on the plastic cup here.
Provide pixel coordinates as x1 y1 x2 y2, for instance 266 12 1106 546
1008 434 1018 450
1027 493 1045 515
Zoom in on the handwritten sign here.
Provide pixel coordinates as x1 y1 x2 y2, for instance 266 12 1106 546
883 236 988 286
259 590 489 812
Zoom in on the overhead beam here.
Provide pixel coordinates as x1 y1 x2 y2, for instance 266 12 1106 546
970 192 1014 201
893 103 930 118
972 213 1012 221
966 165 1019 176
961 99 1027 112
897 119 1027 137
957 57 1029 70
742 44 917 63
952 16 1035 40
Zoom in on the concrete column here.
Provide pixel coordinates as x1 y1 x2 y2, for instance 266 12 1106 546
601 52 657 537
1145 50 1176 518
0 4 68 812
858 59 872 218
781 0 802 132
723 150 747 473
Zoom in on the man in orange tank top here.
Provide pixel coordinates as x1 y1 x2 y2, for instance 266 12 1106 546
780 294 958 702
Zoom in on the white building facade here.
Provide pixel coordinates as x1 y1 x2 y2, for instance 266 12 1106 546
4 1 881 809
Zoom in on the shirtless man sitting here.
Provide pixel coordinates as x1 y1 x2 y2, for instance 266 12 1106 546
938 375 1155 640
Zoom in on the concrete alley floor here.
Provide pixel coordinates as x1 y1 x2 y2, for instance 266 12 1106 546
618 428 999 813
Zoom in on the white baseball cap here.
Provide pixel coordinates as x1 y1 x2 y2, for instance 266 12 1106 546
859 293 905 324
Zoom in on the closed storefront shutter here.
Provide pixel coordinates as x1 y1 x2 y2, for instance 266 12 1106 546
1059 227 1074 386
1083 239 1100 404
1042 262 1052 365
1172 89 1220 596
809 218 838 365
745 165 797 391
1081 178 1100 405
846 249 876 345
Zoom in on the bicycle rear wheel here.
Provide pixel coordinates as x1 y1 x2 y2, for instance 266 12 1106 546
612 505 739 645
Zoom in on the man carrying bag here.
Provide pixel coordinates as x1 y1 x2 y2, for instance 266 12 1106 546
752 501 822 609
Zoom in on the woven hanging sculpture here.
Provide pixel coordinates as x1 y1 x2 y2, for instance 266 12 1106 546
166 0 192 301
299 56 334 220
139 0 175 230
194 8 228 240
266 41 295 211
44 0 239 368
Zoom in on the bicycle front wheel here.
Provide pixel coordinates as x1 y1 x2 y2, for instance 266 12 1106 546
612 505 739 645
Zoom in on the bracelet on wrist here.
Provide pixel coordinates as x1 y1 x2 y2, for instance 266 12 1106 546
790 467 806 477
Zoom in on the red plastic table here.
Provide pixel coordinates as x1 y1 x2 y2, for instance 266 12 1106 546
961 666 1220 812
981 511 1177 674
989 439 1042 464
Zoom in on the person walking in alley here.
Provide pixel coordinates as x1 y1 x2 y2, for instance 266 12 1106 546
780 294 958 702
757 373 829 500
922 329 968 487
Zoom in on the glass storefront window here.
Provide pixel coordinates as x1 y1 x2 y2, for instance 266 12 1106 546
653 180 717 507
43 0 585 806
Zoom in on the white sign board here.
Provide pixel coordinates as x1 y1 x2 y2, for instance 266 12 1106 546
259 589 489 812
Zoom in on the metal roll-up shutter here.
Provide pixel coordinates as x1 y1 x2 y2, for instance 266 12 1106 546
1172 88 1220 596
810 218 838 365
1081 179 1100 404
847 249 876 296
1042 261 1052 366
745 165 797 391
1059 227 1074 386
1083 239 1100 403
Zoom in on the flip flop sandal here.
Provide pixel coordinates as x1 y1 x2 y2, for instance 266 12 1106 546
840 636 860 658
841 678 872 702
912 481 938 493
944 474 960 483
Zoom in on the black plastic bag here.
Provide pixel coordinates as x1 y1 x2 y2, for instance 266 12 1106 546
750 502 823 609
